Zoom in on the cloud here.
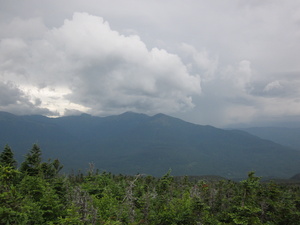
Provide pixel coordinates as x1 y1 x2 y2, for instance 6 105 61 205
0 17 47 39
263 80 282 93
1 1 300 127
221 60 253 92
0 12 201 116
0 81 56 115
180 43 218 81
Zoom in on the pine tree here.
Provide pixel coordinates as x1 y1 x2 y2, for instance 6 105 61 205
20 144 42 176
0 144 17 168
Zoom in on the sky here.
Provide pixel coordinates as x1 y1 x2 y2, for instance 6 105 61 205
0 0 300 127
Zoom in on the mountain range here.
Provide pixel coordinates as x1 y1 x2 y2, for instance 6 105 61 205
0 111 300 179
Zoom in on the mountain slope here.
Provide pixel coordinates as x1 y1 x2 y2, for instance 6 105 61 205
0 111 300 178
241 127 300 151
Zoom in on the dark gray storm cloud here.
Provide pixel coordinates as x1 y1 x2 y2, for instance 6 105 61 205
0 81 56 115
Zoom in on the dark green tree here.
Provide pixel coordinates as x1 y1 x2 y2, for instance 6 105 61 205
20 144 42 176
0 144 17 168
0 149 23 224
18 175 63 224
41 158 64 179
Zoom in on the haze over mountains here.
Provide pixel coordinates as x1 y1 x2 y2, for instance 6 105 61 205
241 127 300 151
0 111 300 179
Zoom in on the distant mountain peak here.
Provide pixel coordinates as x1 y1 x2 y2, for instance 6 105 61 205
153 113 167 117
120 111 142 116
79 113 92 117
152 113 178 120
116 111 149 119
151 113 186 125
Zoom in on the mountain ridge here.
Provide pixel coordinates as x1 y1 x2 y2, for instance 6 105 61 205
0 111 300 179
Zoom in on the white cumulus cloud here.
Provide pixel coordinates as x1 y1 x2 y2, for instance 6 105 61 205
0 12 201 116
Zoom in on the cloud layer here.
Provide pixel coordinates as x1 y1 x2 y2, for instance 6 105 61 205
1 0 300 127
0 12 201 116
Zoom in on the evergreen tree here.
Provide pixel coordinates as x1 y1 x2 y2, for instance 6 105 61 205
41 158 64 179
0 146 22 223
20 144 42 176
0 144 17 168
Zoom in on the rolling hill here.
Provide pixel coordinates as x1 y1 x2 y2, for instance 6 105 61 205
1 111 300 179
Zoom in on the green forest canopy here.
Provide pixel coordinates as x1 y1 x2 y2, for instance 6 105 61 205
1 144 300 224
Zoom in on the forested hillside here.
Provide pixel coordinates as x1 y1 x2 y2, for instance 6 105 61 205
1 144 300 224
1 111 300 178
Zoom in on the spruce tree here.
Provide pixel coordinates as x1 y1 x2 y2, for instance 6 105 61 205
0 144 17 168
20 144 42 176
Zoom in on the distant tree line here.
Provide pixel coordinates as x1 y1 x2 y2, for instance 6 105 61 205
1 144 300 224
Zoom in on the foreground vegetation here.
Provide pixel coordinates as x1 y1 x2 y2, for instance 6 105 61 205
1 144 300 224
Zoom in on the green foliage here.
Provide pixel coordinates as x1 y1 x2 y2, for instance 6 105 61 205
20 144 63 180
155 191 195 225
18 175 63 223
1 144 300 224
56 203 81 224
0 186 27 224
0 165 20 189
20 144 42 176
0 144 17 168
41 158 64 179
